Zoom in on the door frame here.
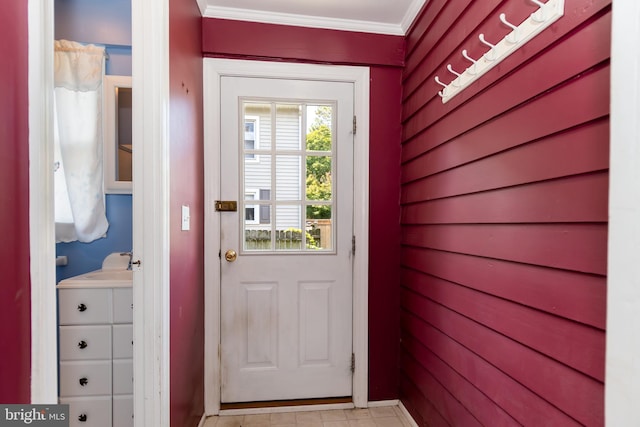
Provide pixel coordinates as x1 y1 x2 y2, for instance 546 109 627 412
204 58 370 414
27 0 171 425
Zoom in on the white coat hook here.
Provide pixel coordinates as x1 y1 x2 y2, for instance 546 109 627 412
434 76 448 97
434 75 448 89
499 13 519 43
447 64 462 79
446 64 463 86
478 34 497 61
462 49 478 75
529 0 547 23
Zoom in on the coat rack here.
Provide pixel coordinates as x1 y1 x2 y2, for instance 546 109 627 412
435 0 565 103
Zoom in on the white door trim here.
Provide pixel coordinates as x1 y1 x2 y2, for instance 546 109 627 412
607 1 640 425
27 0 171 425
204 58 370 414
131 0 171 426
28 0 57 404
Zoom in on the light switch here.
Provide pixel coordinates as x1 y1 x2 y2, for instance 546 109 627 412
181 205 190 231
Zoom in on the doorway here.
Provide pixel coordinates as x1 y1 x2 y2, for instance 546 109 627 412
204 59 370 414
28 0 171 425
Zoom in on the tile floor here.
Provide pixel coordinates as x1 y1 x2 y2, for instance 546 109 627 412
203 405 413 427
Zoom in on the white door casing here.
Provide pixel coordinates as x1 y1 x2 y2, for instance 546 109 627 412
219 76 354 402
204 59 370 413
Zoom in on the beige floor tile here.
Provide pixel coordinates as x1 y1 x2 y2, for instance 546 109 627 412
345 409 371 420
295 423 323 427
216 416 244 427
270 412 298 424
296 411 323 423
323 421 350 427
321 410 348 422
372 417 404 427
244 413 272 425
368 407 397 419
204 405 414 427
348 419 377 427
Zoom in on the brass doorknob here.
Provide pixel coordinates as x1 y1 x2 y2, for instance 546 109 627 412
225 249 237 262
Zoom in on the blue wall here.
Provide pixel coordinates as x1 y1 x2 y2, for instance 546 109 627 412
56 194 133 281
55 0 132 282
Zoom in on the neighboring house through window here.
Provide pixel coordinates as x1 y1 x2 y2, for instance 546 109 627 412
245 189 271 226
244 115 259 161
245 190 259 225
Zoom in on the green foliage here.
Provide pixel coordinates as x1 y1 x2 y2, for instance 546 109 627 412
283 228 319 249
305 106 333 219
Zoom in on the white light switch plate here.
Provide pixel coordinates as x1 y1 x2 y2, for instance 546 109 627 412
181 205 190 231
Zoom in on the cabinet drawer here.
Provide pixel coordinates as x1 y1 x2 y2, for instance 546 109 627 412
59 325 111 361
59 289 112 325
60 396 111 427
113 395 134 427
113 288 133 324
113 324 133 359
60 360 112 397
113 359 134 395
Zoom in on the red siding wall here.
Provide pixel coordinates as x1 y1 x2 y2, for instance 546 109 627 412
202 19 404 401
170 0 205 425
0 0 31 403
400 0 610 425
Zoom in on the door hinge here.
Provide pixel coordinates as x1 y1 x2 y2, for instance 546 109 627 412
352 235 356 255
351 353 355 373
353 116 357 135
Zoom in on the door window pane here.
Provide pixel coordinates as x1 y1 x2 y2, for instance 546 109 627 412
306 207 332 250
276 155 301 201
306 156 332 202
275 205 302 251
244 155 271 199
243 102 272 151
276 104 302 150
305 105 333 152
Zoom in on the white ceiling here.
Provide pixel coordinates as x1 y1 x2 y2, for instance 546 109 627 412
197 0 427 36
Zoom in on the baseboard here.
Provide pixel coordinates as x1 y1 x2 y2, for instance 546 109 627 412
197 413 207 427
398 401 419 427
367 400 400 408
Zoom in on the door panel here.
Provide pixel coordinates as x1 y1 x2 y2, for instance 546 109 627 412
220 76 354 402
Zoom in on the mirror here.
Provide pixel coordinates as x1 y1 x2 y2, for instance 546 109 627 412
104 75 132 194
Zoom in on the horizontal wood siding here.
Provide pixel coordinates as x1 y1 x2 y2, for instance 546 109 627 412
400 0 610 425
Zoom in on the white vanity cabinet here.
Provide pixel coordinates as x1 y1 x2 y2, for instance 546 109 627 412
57 283 133 427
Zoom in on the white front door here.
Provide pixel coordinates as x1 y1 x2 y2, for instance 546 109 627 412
219 76 355 403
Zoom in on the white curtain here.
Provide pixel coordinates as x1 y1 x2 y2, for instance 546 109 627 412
54 40 109 243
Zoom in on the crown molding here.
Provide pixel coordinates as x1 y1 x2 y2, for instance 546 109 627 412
401 0 427 34
202 5 406 36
